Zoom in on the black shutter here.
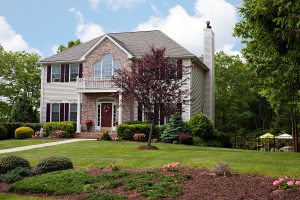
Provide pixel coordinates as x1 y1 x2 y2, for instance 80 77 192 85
47 65 51 83
64 103 69 121
176 103 182 114
46 103 51 122
65 64 69 82
79 63 83 78
177 59 183 79
60 64 65 82
159 103 165 125
138 103 142 121
60 103 64 121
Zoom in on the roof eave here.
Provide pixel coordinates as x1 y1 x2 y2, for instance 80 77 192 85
192 56 209 71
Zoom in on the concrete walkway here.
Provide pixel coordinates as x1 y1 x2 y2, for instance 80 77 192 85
0 139 95 154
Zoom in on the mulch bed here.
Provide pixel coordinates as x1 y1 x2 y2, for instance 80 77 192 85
1 168 300 200
136 145 159 150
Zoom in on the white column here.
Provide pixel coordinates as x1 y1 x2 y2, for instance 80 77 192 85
118 92 123 125
76 93 81 133
39 65 44 123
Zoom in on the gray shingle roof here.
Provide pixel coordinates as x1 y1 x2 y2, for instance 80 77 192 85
40 30 195 63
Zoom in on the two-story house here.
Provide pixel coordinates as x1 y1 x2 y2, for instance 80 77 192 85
39 22 215 134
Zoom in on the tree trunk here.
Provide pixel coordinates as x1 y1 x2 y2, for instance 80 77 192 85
147 121 155 146
291 108 299 152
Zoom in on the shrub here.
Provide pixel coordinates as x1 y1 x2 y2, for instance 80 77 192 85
206 139 223 147
193 136 206 146
211 162 231 177
0 167 35 183
125 120 148 125
160 114 189 142
162 162 181 172
86 193 127 200
116 124 160 140
101 131 112 141
10 170 95 195
133 133 146 141
0 125 8 140
0 123 42 138
15 127 34 139
43 121 75 137
188 113 214 139
179 133 193 145
35 156 73 174
49 129 72 138
217 133 232 148
0 156 30 174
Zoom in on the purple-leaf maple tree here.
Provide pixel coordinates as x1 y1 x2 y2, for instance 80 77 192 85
113 46 190 146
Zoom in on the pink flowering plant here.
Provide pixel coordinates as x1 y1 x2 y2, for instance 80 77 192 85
108 162 120 171
50 129 65 138
273 178 300 190
163 162 181 172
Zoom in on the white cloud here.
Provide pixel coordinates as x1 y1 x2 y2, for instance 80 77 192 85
219 44 241 57
89 0 144 11
51 44 59 55
0 16 41 55
135 0 239 56
69 7 104 42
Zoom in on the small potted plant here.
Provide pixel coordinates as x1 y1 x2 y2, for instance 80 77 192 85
85 119 93 132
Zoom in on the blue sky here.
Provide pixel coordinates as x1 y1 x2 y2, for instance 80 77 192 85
0 0 243 58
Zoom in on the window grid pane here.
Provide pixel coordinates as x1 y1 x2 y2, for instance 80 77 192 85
52 65 60 82
70 103 77 121
51 103 59 122
70 64 79 81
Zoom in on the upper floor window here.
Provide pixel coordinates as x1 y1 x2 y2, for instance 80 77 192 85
52 65 60 82
70 64 79 81
94 54 120 79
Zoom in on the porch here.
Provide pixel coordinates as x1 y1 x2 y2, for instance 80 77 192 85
75 78 136 133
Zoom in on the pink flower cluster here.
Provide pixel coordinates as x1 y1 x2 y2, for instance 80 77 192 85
52 130 64 135
273 178 300 190
163 162 180 172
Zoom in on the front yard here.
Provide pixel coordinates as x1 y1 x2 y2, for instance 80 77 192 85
1 140 299 177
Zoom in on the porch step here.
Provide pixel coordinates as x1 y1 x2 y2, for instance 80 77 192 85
74 131 117 139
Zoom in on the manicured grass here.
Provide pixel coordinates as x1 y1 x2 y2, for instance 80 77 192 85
1 141 300 177
0 140 56 150
0 193 54 200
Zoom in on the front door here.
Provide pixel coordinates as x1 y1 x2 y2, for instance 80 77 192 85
101 103 112 127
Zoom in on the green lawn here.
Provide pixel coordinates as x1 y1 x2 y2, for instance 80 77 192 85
0 193 54 200
1 141 299 177
0 140 56 150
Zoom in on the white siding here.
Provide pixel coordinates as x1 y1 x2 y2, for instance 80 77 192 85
40 65 78 122
190 63 205 117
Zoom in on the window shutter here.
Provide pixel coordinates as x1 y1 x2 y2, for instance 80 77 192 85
46 103 51 122
64 103 69 121
79 63 83 78
60 64 65 82
159 103 165 125
176 103 182 114
65 64 69 82
176 59 183 79
138 103 142 121
47 65 51 83
60 103 65 121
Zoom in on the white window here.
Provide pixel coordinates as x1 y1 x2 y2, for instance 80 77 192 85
51 103 60 121
94 54 120 79
70 64 79 81
52 65 61 82
70 103 77 121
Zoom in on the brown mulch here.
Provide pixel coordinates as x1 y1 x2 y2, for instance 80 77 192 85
2 169 300 200
136 145 159 150
177 169 300 200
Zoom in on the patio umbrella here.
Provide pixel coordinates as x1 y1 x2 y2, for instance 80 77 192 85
276 133 292 139
259 133 275 151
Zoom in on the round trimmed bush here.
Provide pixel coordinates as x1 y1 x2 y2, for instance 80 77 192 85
0 156 30 174
0 125 8 140
36 156 73 174
188 113 214 139
15 127 34 139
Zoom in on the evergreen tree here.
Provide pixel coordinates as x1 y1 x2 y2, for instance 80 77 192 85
161 114 189 142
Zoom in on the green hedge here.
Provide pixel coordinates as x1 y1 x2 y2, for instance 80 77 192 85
43 121 76 137
0 125 8 140
116 124 164 140
0 123 42 139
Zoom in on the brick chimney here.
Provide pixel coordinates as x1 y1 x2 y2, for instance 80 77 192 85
203 21 215 123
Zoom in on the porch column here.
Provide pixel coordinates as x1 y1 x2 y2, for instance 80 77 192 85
76 93 81 133
118 92 123 125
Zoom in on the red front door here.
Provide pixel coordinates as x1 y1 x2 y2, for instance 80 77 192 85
101 103 112 127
